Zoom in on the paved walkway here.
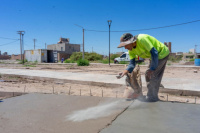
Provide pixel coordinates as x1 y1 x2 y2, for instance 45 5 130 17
0 94 131 133
100 100 200 133
1 94 199 133
0 68 200 91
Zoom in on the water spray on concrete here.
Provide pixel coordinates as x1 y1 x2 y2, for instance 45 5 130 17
66 99 143 122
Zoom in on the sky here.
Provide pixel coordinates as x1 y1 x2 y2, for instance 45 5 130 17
0 0 200 55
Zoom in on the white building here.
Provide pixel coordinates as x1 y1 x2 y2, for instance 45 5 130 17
189 49 195 54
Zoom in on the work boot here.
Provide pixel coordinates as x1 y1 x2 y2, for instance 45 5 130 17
145 96 160 102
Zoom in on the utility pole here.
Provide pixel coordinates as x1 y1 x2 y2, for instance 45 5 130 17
22 33 25 64
92 47 93 53
195 45 197 58
83 28 84 59
74 24 85 59
107 20 112 66
17 31 25 61
45 43 46 49
33 39 36 50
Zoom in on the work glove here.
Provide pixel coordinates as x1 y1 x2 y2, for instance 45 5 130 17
116 70 128 79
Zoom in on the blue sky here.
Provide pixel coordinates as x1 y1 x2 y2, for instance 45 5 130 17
0 0 200 55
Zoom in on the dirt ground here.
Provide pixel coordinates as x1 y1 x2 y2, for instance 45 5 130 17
0 62 200 104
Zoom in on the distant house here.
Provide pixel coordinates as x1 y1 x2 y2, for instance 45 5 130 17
47 38 80 60
189 49 195 54
11 54 23 60
0 51 10 60
0 55 10 60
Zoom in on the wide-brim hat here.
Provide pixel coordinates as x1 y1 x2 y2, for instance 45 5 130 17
117 33 137 48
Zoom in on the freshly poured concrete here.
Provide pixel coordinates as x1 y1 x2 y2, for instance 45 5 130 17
0 68 200 91
1 94 200 133
100 100 200 133
0 94 131 133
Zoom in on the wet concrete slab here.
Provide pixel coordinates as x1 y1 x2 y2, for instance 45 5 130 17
100 100 200 133
0 93 131 133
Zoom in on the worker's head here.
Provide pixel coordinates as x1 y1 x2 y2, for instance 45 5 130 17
117 33 137 50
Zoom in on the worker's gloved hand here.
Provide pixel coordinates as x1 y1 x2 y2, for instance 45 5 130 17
116 72 123 79
116 70 128 79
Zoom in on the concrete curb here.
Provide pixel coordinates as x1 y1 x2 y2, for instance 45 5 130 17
1 73 200 97
159 88 200 97
0 91 27 99
1 74 124 88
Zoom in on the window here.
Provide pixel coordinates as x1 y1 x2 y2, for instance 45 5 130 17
61 47 63 51
120 54 126 58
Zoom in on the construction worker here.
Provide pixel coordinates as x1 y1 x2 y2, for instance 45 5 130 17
117 33 169 102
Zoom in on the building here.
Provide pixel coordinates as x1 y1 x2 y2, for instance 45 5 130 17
25 49 57 63
176 52 183 55
3 52 8 55
189 49 195 54
23 37 80 63
0 51 10 60
47 37 80 60
0 55 10 60
11 54 24 60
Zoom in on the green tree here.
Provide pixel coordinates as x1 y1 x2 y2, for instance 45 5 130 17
110 54 120 60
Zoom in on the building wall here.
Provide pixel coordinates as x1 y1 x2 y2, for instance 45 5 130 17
47 43 80 54
47 43 66 51
25 49 47 63
57 52 71 61
189 49 195 54
0 55 10 60
11 54 24 60
197 53 200 58
41 49 48 62
182 53 195 60
65 44 80 54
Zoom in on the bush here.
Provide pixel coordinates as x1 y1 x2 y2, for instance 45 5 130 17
70 52 103 61
85 52 103 61
101 59 109 64
70 52 83 61
111 54 120 60
189 58 195 62
23 65 36 67
119 61 129 64
18 59 28 64
100 58 114 64
64 59 75 63
168 55 183 62
77 59 89 66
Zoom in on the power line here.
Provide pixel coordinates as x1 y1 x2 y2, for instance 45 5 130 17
0 40 19 46
85 19 200 32
0 37 19 40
